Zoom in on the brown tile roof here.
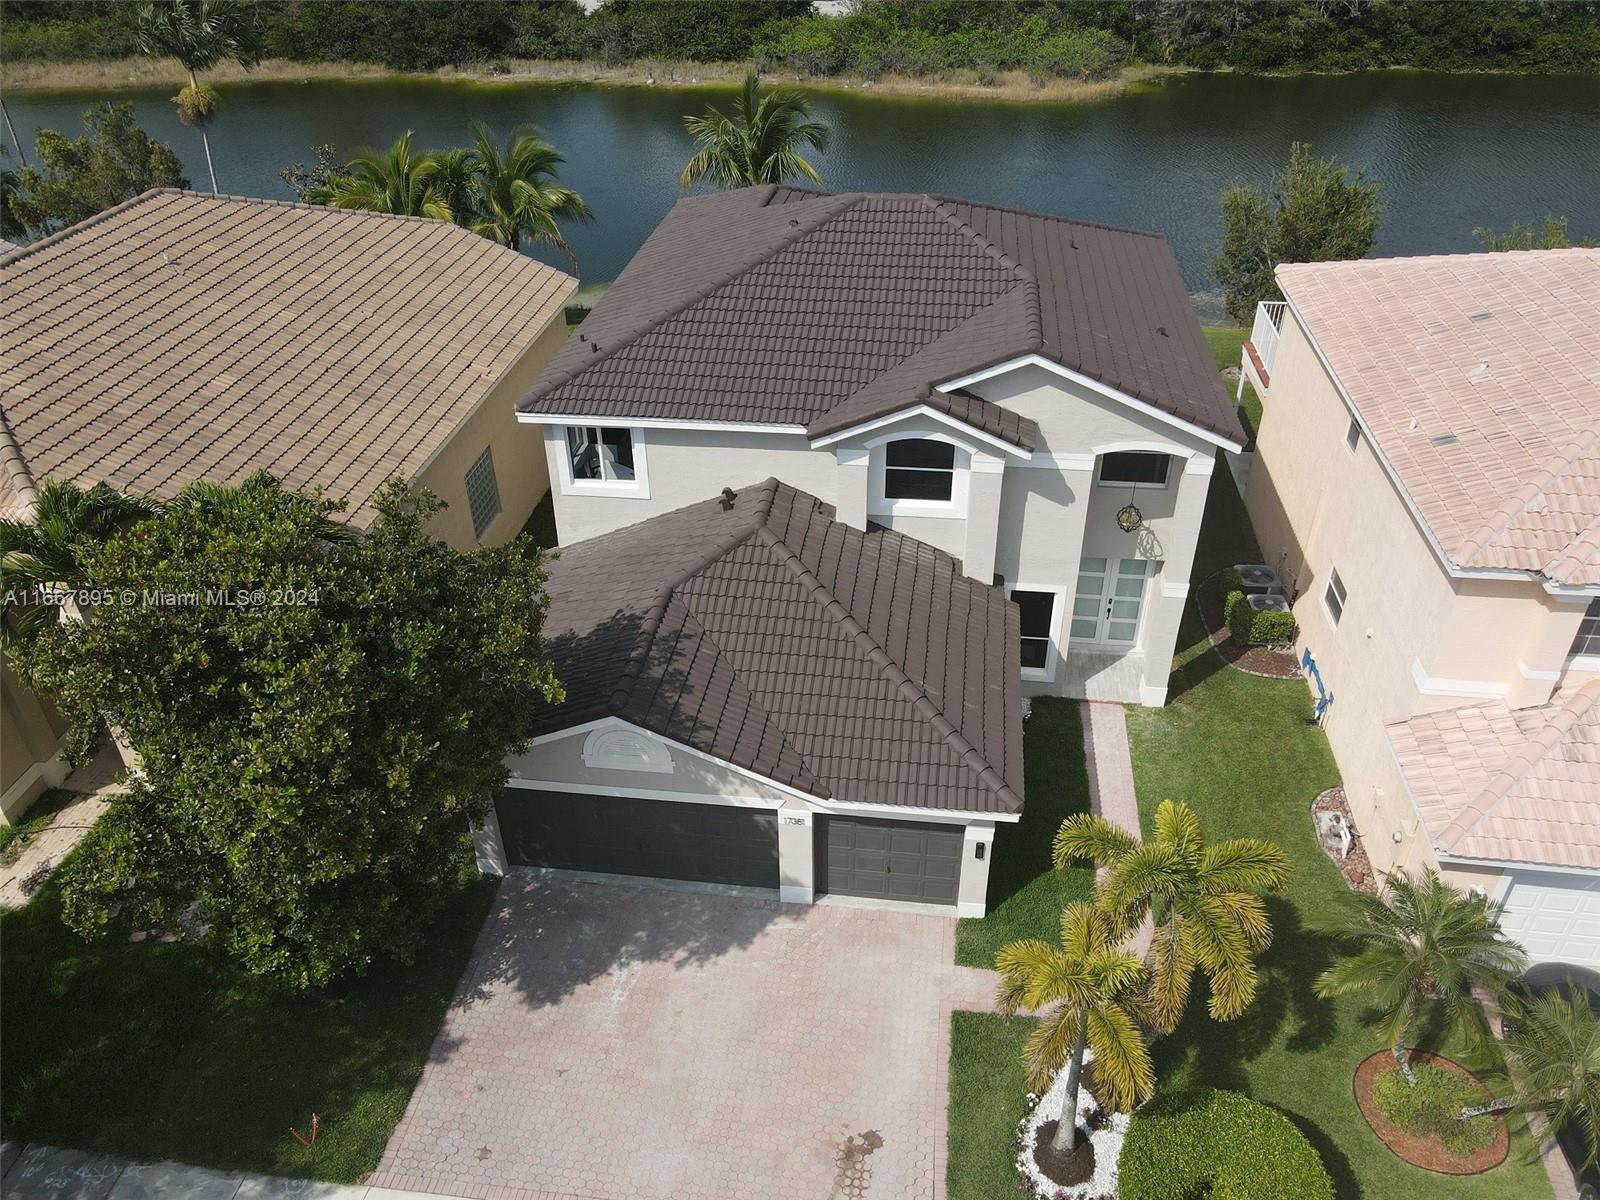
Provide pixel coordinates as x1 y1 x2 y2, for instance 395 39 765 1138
1278 249 1600 588
0 189 576 525
1388 679 1600 869
535 478 1024 815
521 186 1241 452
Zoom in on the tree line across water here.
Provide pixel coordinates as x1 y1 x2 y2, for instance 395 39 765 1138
4 0 1598 79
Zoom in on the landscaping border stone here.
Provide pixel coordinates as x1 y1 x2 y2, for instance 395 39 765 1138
1352 1051 1510 1175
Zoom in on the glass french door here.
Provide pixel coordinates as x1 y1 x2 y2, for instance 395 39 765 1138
1069 557 1150 646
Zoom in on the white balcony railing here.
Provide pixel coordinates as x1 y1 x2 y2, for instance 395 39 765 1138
1250 300 1288 377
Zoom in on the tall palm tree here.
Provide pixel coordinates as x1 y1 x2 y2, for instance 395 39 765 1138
1054 799 1290 1031
316 132 452 221
464 121 590 266
0 479 161 639
679 71 832 191
1314 869 1526 1085
135 0 262 195
996 901 1156 1155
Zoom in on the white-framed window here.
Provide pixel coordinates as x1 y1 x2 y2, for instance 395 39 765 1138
1098 451 1171 489
1570 598 1600 658
1008 584 1066 679
1324 568 1348 626
883 438 955 502
1344 417 1361 454
464 446 501 539
582 727 674 774
557 424 649 497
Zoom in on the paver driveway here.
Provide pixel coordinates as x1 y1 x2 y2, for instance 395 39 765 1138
371 873 999 1200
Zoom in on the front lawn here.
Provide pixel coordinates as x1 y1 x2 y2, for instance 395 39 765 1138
954 697 1094 968
948 1012 1034 1200
0 850 496 1182
1203 324 1261 449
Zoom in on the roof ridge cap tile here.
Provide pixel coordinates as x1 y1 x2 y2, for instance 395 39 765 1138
924 194 1038 286
1454 425 1600 572
0 403 38 513
0 186 171 268
752 510 1021 811
605 480 780 714
1436 679 1600 851
923 192 1167 240
528 195 866 400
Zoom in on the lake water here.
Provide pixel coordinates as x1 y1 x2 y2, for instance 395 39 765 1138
7 70 1598 308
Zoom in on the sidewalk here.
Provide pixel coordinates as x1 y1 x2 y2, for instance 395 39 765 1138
1080 699 1153 958
0 1142 483 1200
0 741 126 909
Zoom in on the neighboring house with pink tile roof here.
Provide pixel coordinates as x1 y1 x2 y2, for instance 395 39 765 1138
0 189 577 823
1240 247 1600 970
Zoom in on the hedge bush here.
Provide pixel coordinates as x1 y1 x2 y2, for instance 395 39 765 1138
1224 575 1296 647
1119 1088 1334 1200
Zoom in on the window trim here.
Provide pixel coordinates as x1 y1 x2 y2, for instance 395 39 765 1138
1323 568 1348 627
554 424 650 498
1005 580 1068 682
1344 416 1361 454
1569 597 1600 659
881 438 957 504
1095 450 1172 490
867 432 970 520
464 445 502 540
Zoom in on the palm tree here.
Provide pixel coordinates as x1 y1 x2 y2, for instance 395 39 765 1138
464 121 590 266
1314 869 1526 1085
0 480 161 639
431 147 476 227
996 901 1156 1155
316 132 452 221
164 474 355 544
135 0 262 195
679 71 832 191
1054 799 1290 1031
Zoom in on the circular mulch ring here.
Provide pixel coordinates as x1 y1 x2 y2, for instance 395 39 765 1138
1352 1051 1509 1175
1312 787 1379 895
1031 1122 1096 1187
1193 570 1301 679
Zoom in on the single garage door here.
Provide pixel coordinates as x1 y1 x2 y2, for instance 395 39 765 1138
818 815 963 905
1498 870 1600 970
496 788 779 889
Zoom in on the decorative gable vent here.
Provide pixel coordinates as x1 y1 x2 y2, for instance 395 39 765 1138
583 727 674 774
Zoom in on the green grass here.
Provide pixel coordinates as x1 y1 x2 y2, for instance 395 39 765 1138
947 1012 1034 1200
0 787 77 864
0 852 497 1182
1202 324 1260 450
954 697 1093 968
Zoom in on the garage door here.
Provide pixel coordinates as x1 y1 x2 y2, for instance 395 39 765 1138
1498 870 1600 970
496 788 779 889
818 816 963 905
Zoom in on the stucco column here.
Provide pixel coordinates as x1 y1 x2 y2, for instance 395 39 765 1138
963 452 1005 584
1507 596 1589 708
834 447 870 531
472 806 508 877
1138 453 1215 705
957 821 996 918
777 800 815 904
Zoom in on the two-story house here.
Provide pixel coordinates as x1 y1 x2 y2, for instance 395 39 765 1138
1242 248 1600 969
471 185 1243 916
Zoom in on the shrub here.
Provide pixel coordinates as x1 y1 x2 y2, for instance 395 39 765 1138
1373 1062 1497 1157
1228 593 1296 647
1119 1088 1334 1200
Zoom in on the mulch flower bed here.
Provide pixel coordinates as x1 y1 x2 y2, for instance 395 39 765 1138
1312 787 1378 895
1352 1051 1510 1175
1194 570 1301 679
1031 1122 1096 1187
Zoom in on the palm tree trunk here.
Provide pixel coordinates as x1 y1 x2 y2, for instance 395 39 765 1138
2 98 27 167
1050 1030 1088 1154
1392 1039 1417 1087
1459 1096 1515 1120
189 69 218 194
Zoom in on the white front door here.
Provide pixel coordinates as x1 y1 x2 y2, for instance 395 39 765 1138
1070 557 1150 647
1497 870 1600 969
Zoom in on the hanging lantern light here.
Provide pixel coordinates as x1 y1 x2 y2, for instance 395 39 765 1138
1116 501 1143 532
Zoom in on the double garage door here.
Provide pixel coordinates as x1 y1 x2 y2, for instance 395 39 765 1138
1498 870 1600 970
496 789 963 906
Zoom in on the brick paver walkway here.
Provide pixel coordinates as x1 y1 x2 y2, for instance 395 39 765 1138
1081 700 1152 957
372 874 1000 1200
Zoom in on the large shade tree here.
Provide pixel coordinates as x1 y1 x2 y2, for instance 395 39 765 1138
1314 869 1526 1085
996 901 1156 1155
9 474 563 990
1053 798 1290 1031
679 71 831 190
136 0 263 194
1213 141 1384 323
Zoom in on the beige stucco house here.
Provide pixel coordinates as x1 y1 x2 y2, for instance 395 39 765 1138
0 188 575 822
1242 248 1600 969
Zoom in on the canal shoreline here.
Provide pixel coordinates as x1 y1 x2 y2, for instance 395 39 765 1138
1 55 1186 102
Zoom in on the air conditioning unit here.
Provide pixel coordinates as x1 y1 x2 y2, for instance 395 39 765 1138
1247 594 1291 614
1232 563 1284 596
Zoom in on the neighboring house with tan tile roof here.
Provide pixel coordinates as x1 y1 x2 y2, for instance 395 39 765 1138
0 188 577 822
518 185 1244 711
1240 247 1600 969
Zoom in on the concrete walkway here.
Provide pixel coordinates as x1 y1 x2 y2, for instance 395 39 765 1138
0 741 126 909
1080 700 1153 958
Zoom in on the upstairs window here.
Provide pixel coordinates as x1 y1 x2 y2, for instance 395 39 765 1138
1571 598 1600 659
883 439 955 502
465 447 501 539
565 425 636 484
1324 568 1348 626
1099 451 1170 488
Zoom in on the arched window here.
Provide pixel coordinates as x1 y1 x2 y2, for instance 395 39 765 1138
582 728 674 774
